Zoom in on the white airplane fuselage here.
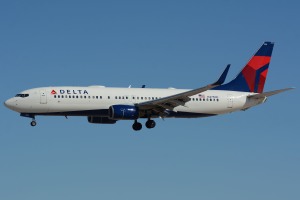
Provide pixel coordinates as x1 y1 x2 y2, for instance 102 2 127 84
4 86 260 118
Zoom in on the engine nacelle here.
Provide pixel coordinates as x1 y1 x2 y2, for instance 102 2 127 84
88 116 117 124
109 105 139 120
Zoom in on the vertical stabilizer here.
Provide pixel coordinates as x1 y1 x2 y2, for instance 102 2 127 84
214 42 274 93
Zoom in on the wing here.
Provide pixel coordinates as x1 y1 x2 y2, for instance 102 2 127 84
137 65 230 115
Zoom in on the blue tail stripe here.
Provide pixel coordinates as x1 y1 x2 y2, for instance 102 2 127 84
212 74 250 92
255 42 274 56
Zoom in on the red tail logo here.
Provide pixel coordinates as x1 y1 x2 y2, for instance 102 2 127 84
51 90 57 95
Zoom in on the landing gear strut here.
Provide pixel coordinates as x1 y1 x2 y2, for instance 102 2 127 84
30 115 37 127
132 120 142 131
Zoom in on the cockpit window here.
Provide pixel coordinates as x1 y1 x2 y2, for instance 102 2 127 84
15 94 29 98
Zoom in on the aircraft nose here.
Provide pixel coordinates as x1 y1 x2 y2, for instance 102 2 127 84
4 98 14 110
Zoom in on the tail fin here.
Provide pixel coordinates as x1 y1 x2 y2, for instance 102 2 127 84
214 42 274 93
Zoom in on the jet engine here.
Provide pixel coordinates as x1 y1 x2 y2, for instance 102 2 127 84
109 105 139 120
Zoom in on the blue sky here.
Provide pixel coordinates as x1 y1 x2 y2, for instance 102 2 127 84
0 1 299 199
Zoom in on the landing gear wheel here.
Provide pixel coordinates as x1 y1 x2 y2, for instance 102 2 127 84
146 120 156 129
30 121 37 127
132 121 142 131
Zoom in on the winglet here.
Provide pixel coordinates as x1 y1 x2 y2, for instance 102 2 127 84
213 64 230 85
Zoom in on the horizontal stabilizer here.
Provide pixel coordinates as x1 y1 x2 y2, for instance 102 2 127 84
248 88 295 99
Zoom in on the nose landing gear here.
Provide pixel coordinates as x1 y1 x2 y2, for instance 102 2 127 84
21 114 37 127
30 120 37 127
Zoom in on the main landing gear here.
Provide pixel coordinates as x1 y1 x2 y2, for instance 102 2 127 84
132 120 142 131
132 119 156 131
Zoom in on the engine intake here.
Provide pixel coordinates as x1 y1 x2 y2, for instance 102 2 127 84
109 105 139 120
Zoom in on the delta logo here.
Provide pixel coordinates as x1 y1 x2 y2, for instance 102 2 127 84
50 89 89 95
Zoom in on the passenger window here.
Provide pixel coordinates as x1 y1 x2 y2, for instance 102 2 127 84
108 96 110 99
54 95 56 98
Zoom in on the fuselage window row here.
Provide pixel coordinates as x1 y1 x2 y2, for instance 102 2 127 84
54 95 103 99
52 95 219 102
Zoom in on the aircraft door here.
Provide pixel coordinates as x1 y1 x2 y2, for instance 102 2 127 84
227 94 233 108
40 90 47 104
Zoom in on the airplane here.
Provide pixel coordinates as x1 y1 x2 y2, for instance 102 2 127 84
4 42 294 131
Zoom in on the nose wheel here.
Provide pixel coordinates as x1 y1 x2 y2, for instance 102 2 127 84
30 120 37 127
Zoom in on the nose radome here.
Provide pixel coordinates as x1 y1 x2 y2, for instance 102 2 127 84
4 100 9 107
4 99 13 109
